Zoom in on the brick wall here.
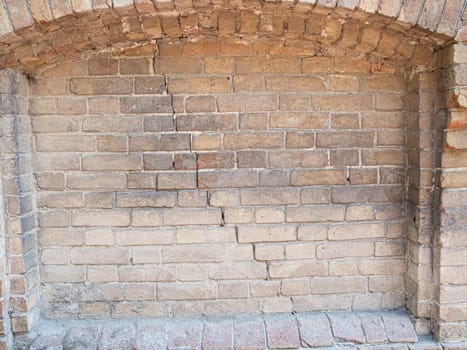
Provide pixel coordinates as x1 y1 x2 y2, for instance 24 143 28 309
0 69 40 348
29 41 410 319
0 0 465 343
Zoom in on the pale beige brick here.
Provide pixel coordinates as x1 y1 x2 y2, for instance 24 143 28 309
71 247 129 265
297 225 328 241
225 244 254 261
36 135 95 152
176 227 206 244
317 241 374 259
119 266 176 282
301 188 330 204
84 192 113 209
84 229 114 246
115 229 175 245
162 245 225 263
87 266 118 283
209 190 239 207
250 281 281 297
131 247 162 264
36 172 65 190
82 154 142 171
262 297 293 313
67 174 127 189
358 259 406 275
218 281 249 299
39 210 70 228
132 209 162 226
32 116 80 134
255 207 285 224
116 192 176 208
369 276 404 292
39 228 84 246
287 206 344 223
255 244 284 261
238 225 296 243
162 208 221 226
205 227 237 243
328 223 385 240
329 260 359 276
346 205 374 221
281 279 311 296
43 266 85 283
240 188 300 205
125 284 155 301
310 276 367 294
72 210 130 227
158 282 217 301
157 172 197 190
178 191 207 207
209 262 267 280
375 241 405 257
38 192 83 209
176 264 209 281
285 243 316 260
41 248 70 265
269 261 327 279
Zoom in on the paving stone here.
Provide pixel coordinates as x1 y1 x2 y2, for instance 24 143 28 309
265 316 300 349
408 342 441 349
202 322 233 350
63 326 100 350
358 345 409 349
382 313 418 343
297 313 334 347
233 320 266 350
99 324 135 350
329 313 365 344
359 313 387 344
441 343 467 350
168 322 202 349
134 322 167 350
29 334 63 350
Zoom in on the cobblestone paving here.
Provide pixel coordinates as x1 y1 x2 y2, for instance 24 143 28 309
15 310 466 350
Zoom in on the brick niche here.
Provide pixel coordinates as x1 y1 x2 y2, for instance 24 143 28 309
0 0 466 347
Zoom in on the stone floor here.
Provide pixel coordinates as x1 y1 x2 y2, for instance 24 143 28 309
14 310 467 349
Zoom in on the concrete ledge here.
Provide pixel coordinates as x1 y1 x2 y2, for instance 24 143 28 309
14 309 457 349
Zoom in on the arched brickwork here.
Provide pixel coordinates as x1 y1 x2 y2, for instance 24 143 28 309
0 0 466 348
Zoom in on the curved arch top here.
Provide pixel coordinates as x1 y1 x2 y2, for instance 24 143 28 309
0 0 464 72
0 0 464 38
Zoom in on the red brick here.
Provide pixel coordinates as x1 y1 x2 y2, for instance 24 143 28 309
197 152 235 169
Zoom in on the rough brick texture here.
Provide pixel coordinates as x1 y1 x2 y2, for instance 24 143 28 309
0 0 465 345
29 43 413 322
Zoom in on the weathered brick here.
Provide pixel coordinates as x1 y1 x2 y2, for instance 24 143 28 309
135 76 166 94
72 210 130 227
162 208 221 226
71 247 129 265
116 191 176 208
82 154 142 171
238 225 296 243
291 169 346 186
177 114 236 131
157 172 197 190
270 112 328 129
143 153 173 170
270 151 328 169
120 96 173 114
84 116 142 133
266 76 326 92
269 261 327 278
198 170 258 189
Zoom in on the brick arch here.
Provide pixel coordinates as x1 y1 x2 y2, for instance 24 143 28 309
0 0 464 72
